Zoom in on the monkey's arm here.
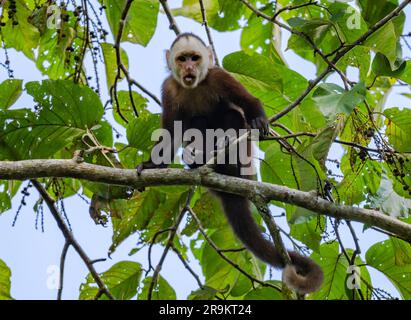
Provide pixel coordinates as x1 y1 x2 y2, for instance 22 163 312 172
214 68 269 135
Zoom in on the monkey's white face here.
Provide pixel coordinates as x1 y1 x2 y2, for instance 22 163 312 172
167 37 214 89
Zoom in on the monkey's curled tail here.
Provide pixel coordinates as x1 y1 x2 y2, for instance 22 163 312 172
216 192 323 294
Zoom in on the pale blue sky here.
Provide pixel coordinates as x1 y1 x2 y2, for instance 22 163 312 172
0 1 410 299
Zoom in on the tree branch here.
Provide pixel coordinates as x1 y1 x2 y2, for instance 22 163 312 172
198 0 220 66
160 0 181 35
1 160 410 242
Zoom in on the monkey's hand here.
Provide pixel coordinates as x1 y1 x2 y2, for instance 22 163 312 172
250 116 269 136
136 161 168 192
136 160 167 175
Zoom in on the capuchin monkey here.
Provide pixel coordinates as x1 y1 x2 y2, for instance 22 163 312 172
137 33 323 294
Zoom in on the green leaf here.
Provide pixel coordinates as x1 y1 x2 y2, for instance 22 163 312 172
188 286 221 300
359 0 405 34
243 281 283 300
0 79 23 109
172 0 247 32
338 155 382 205
366 238 411 299
126 114 160 152
384 107 411 152
223 51 283 93
288 17 332 45
364 21 398 68
101 43 129 91
138 275 176 300
112 91 149 128
312 83 366 121
240 5 283 62
367 173 411 218
260 143 296 188
223 51 308 122
110 189 166 254
372 53 407 78
397 62 411 85
0 80 103 159
0 259 13 300
103 0 159 46
311 243 371 300
1 0 40 59
34 9 82 79
115 142 146 169
182 191 226 237
199 226 263 295
79 261 142 300
290 216 324 253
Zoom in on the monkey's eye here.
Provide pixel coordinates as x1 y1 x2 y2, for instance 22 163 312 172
191 55 201 62
177 56 186 62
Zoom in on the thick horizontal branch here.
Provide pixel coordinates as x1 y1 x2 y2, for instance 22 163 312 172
1 159 410 241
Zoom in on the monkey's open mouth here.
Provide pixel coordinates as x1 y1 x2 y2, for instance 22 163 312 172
183 75 196 85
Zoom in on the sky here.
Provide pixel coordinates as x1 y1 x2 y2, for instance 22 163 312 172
0 1 410 300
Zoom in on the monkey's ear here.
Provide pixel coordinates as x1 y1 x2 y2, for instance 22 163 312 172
166 49 172 70
207 46 214 67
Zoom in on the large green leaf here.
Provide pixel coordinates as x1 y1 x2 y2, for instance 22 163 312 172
260 143 298 189
240 4 283 63
366 238 411 299
311 243 372 300
223 51 283 93
79 261 142 300
0 80 104 160
384 107 411 152
367 173 411 218
110 189 189 254
0 259 13 300
182 191 227 237
328 2 368 44
126 114 160 152
372 53 407 78
172 0 247 32
359 0 405 34
312 83 366 121
290 216 324 253
199 226 263 296
103 0 159 46
223 51 308 123
0 80 23 109
364 21 399 68
138 275 176 300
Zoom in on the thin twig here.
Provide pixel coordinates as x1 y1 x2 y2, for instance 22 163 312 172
57 241 70 300
198 0 220 66
171 246 204 289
